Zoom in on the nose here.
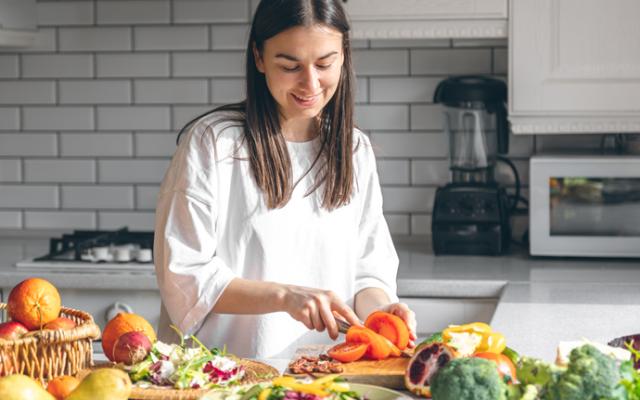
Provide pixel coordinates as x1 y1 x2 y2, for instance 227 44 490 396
299 66 320 93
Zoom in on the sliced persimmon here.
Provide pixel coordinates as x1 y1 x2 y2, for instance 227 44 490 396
327 342 368 363
345 325 391 360
364 311 410 350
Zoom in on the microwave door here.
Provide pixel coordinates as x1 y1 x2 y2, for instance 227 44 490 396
530 156 640 258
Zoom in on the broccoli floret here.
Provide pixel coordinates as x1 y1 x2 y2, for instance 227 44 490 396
517 356 565 387
431 357 507 400
544 344 622 400
505 383 539 400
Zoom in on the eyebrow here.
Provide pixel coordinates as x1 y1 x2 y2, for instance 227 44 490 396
274 51 339 62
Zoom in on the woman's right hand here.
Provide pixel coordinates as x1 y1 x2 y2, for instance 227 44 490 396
280 284 361 340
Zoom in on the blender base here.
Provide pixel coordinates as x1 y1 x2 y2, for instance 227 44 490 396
431 183 511 256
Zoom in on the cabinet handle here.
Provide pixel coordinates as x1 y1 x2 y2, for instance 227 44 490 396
105 302 134 322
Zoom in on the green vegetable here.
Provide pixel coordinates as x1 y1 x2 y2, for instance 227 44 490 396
517 356 564 388
506 384 539 400
502 346 520 366
617 360 640 400
129 359 152 382
545 344 623 400
430 357 507 400
419 332 443 347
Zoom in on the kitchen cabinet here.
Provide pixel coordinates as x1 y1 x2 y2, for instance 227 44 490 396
399 297 497 338
509 0 640 134
343 0 507 39
0 0 37 47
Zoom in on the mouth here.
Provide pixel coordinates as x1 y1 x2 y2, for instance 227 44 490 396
291 92 321 108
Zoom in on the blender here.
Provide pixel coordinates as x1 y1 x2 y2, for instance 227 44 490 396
431 76 511 255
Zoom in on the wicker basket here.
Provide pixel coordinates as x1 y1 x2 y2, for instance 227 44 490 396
0 303 101 383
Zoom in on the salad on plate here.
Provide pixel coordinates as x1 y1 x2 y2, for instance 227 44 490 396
128 334 245 390
202 374 369 400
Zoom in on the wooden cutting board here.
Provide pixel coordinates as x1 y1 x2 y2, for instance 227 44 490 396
286 345 412 390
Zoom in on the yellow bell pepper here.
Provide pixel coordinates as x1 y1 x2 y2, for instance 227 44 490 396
258 388 272 400
476 331 506 353
442 322 492 340
312 374 340 386
442 322 506 354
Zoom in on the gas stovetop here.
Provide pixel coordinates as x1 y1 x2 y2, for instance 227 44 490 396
15 228 155 271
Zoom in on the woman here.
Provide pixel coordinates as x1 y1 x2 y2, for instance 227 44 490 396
154 0 416 359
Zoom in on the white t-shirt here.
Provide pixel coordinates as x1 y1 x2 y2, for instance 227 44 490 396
154 112 399 359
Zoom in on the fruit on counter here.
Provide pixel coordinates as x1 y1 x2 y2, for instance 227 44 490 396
324 311 411 363
474 352 517 384
345 325 392 360
430 357 508 400
46 375 80 400
442 322 506 356
0 374 56 400
404 342 457 397
66 368 132 400
112 330 152 365
0 321 29 340
7 278 62 330
43 316 77 331
327 341 368 363
101 312 156 361
364 311 411 350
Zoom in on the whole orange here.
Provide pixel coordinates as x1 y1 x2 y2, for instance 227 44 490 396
47 375 80 400
102 313 156 361
8 278 62 330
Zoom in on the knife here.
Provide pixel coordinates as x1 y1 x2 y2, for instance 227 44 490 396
334 317 412 358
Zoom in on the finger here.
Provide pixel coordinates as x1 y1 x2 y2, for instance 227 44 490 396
298 309 314 331
389 303 417 338
331 301 361 327
319 303 339 340
407 340 416 349
307 302 326 333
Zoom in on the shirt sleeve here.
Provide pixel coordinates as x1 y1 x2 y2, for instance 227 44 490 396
353 133 400 303
153 121 236 335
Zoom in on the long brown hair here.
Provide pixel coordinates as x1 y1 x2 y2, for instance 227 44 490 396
179 0 356 210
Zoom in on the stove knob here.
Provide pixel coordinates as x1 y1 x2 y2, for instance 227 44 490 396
137 248 152 263
92 246 110 262
114 247 132 263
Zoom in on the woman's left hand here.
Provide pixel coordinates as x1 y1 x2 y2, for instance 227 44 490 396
378 302 417 348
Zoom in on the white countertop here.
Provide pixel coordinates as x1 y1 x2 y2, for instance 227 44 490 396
2 232 640 362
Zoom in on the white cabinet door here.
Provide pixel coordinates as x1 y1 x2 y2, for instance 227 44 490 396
399 297 497 340
509 0 640 134
343 0 507 39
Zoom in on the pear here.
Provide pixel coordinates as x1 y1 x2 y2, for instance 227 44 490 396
66 368 132 400
0 374 55 400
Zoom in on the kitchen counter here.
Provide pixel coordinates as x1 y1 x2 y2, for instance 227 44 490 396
2 232 640 362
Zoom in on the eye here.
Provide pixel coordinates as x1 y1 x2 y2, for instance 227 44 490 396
281 65 300 72
317 64 333 70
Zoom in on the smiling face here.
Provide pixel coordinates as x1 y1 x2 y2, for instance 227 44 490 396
254 24 345 126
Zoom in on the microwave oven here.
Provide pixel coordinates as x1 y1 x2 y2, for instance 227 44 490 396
530 155 640 258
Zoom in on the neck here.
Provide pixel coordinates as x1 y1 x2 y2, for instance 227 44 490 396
280 115 319 142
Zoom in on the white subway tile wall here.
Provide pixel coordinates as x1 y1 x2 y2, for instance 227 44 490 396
0 0 533 233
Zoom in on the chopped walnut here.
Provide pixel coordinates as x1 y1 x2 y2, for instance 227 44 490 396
288 354 344 374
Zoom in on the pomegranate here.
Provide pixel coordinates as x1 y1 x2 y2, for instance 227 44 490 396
404 342 457 397
111 331 152 365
